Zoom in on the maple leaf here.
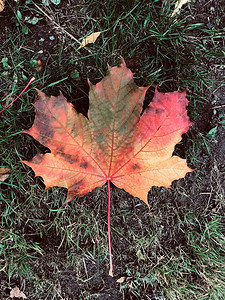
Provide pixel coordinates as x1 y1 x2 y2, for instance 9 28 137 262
22 58 192 205
22 57 193 275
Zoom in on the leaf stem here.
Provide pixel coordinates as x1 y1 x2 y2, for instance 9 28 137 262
107 179 113 277
0 77 35 114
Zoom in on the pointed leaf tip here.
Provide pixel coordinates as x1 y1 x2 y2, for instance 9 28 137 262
120 56 126 66
87 78 92 86
35 88 45 98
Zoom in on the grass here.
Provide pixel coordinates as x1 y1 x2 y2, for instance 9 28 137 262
0 0 225 299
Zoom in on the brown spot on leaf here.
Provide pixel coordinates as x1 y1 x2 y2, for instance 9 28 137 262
33 154 44 165
155 108 165 114
63 154 76 164
146 106 155 114
79 162 88 169
70 180 83 192
36 112 55 139
132 163 140 170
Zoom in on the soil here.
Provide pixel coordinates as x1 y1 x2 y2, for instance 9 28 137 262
0 0 224 299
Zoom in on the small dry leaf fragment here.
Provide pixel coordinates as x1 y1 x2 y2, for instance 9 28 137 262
116 276 132 283
0 167 10 181
78 31 101 49
171 0 190 17
37 59 44 72
10 287 27 299
116 277 126 283
136 249 145 262
0 0 5 12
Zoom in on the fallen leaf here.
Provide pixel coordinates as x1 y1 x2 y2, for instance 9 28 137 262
78 31 101 49
10 287 27 299
171 0 190 17
37 59 44 72
116 276 132 283
0 0 5 12
22 57 193 206
0 167 10 181
21 57 193 276
116 277 126 283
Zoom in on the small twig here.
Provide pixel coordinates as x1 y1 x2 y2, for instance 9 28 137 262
0 77 35 114
212 104 225 109
83 258 88 279
32 2 93 54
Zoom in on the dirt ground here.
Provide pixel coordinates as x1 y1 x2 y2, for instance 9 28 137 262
0 0 224 299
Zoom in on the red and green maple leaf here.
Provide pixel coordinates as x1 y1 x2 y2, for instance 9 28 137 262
22 58 193 275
